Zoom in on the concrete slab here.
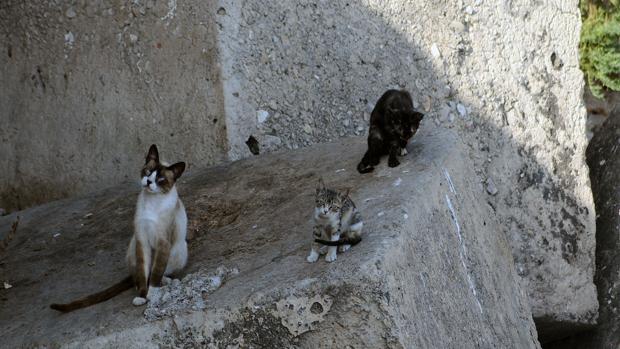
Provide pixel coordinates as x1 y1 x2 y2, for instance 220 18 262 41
0 128 539 348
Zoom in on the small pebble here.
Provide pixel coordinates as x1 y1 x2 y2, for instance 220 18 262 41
65 7 77 18
256 110 269 123
64 31 75 45
430 43 441 58
486 178 498 196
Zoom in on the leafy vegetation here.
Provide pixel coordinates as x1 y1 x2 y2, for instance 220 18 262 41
580 1 620 98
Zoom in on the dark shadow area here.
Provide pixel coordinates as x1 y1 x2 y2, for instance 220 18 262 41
544 107 620 348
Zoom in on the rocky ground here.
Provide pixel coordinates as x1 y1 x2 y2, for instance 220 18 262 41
0 128 540 348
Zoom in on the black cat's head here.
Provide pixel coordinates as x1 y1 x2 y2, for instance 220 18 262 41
388 107 424 141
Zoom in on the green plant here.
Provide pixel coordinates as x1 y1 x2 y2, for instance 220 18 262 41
580 1 620 98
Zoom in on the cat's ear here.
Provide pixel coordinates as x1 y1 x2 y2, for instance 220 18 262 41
168 162 186 180
146 144 159 163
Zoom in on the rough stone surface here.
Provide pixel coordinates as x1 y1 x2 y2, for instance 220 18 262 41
546 107 620 348
215 0 597 337
0 129 540 348
0 0 228 211
0 0 597 339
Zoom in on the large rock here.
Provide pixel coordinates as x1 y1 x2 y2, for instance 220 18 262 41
0 0 597 339
547 106 620 348
0 129 540 348
216 0 597 338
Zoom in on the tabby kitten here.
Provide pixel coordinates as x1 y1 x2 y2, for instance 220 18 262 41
50 144 188 312
307 178 363 263
357 89 424 173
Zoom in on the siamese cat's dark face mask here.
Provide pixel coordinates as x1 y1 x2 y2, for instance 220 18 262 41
140 144 185 194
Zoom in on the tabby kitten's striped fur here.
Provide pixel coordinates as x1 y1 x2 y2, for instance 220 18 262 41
307 179 363 263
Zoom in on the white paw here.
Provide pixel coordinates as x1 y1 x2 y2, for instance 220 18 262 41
325 251 337 263
161 276 172 286
339 244 351 252
400 147 408 156
307 250 319 263
319 246 328 255
132 297 147 306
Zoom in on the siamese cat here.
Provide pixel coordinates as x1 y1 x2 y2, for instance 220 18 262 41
357 89 424 173
50 144 188 312
307 178 363 263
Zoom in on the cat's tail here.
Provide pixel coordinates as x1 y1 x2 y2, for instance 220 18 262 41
50 275 134 313
315 235 362 246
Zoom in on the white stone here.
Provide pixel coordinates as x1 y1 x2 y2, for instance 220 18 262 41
430 43 441 58
65 8 76 18
256 110 269 123
64 31 75 46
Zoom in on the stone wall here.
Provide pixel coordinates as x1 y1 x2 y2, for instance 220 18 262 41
0 0 596 340
0 0 228 211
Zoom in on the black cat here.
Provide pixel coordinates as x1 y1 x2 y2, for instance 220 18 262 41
357 90 424 173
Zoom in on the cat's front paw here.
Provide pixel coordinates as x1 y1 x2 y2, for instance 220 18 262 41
319 245 328 255
400 147 408 156
388 157 400 168
132 297 147 306
325 251 337 263
307 250 319 263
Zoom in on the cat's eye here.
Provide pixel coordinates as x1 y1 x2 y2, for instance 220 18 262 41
145 170 151 176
